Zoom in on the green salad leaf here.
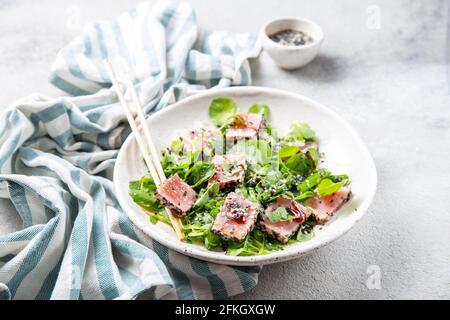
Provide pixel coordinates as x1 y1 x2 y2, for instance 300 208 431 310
208 97 237 126
317 178 346 196
306 147 320 166
225 229 284 256
128 178 171 225
278 145 299 159
284 152 314 176
298 169 328 193
230 139 272 164
140 175 157 193
169 137 184 154
194 182 220 209
204 230 222 249
128 188 160 212
267 206 297 222
128 177 160 212
289 122 317 142
296 228 315 242
294 191 315 202
183 188 224 249
248 103 270 119
295 169 348 200
250 171 294 204
184 161 215 188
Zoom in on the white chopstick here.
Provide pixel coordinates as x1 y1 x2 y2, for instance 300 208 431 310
103 60 185 240
122 65 167 183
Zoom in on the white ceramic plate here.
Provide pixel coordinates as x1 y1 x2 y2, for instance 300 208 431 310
114 87 377 266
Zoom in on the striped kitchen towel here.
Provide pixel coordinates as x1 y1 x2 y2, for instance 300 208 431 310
0 0 261 300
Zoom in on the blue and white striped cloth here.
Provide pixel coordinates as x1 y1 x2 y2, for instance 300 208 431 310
0 0 261 300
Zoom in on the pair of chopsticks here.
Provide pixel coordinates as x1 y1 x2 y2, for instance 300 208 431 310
103 59 185 240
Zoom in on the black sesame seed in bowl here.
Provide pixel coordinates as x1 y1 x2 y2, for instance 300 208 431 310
269 29 314 46
262 17 325 69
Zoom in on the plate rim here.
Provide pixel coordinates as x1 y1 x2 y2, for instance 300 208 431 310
114 86 378 266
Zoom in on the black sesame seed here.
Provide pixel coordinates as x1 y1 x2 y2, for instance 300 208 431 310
269 29 314 46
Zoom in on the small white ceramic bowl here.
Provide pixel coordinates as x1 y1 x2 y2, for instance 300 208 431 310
261 17 324 70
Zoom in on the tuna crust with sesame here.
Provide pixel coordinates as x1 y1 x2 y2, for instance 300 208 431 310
155 174 197 217
211 192 261 242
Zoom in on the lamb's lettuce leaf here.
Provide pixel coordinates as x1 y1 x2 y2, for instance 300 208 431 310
208 97 237 126
248 103 270 119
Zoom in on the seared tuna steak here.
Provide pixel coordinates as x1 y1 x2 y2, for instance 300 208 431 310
258 198 311 243
209 155 247 189
306 187 352 224
226 113 264 140
155 174 196 217
211 192 260 242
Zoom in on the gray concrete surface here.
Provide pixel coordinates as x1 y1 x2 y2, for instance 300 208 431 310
1 0 449 299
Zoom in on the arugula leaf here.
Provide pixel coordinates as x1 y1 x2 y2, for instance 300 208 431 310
248 103 270 119
182 222 209 239
194 182 220 209
139 175 157 193
129 180 141 190
129 177 172 225
298 170 327 192
317 178 346 196
252 163 273 176
208 97 237 126
128 188 161 212
170 138 184 154
252 170 294 204
296 169 348 199
161 150 180 177
230 139 272 164
296 229 315 242
204 229 221 249
222 161 241 178
285 153 314 176
267 206 297 222
184 161 215 188
184 194 224 250
225 229 284 256
306 147 320 166
248 187 259 203
295 191 315 202
146 209 171 225
289 122 317 142
239 185 265 204
278 145 299 159
329 174 349 183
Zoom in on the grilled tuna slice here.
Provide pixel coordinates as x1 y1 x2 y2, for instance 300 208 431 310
209 155 247 189
258 198 311 244
211 192 261 242
306 187 352 224
155 174 196 217
226 113 264 140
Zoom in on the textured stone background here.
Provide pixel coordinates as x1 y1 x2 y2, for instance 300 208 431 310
0 0 449 299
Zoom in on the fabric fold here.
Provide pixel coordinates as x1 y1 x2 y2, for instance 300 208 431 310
0 0 261 300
